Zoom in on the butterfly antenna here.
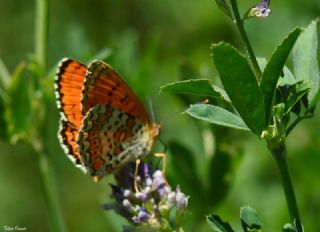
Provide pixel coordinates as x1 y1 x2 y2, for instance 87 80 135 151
159 109 183 126
147 96 156 123
159 98 210 124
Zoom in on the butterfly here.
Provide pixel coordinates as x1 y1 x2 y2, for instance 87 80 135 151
54 58 159 180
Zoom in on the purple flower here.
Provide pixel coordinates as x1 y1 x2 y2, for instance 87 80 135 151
132 208 151 223
249 0 271 18
175 187 189 210
103 161 189 230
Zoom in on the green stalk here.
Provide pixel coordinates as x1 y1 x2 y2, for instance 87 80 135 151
229 0 262 81
271 144 303 232
34 0 66 231
35 0 48 72
37 148 66 232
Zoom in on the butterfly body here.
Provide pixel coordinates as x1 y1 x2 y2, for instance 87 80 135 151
55 58 159 179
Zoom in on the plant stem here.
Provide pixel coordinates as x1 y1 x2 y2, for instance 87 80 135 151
31 137 66 232
38 150 66 232
229 0 262 81
271 144 303 232
34 0 66 231
35 0 48 72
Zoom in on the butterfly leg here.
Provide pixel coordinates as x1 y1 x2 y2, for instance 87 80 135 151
154 152 167 174
154 152 170 186
133 159 141 192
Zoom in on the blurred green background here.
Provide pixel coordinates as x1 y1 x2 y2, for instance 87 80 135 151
0 0 319 231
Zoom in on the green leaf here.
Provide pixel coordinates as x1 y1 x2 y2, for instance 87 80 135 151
160 79 222 98
240 206 262 231
309 90 320 110
5 62 33 142
257 57 296 86
212 85 231 102
214 0 233 19
284 81 310 114
0 57 11 89
207 215 235 232
293 19 320 108
260 28 301 126
211 42 265 135
279 66 297 86
186 104 249 131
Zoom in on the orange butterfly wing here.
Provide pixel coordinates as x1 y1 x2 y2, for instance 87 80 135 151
77 104 148 176
55 59 159 178
78 61 158 176
55 58 86 128
55 58 86 166
81 60 151 124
